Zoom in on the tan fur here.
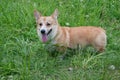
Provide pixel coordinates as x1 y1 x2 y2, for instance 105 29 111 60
55 26 106 52
34 9 107 52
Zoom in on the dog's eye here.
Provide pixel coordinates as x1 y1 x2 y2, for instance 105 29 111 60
39 23 42 26
46 23 51 26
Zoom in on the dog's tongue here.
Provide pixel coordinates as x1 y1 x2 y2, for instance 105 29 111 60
42 34 48 42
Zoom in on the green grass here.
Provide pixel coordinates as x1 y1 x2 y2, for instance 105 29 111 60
0 0 120 80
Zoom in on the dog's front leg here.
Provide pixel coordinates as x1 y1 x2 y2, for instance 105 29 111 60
56 46 68 61
58 50 67 60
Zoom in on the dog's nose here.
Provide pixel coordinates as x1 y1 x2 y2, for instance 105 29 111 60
41 29 45 34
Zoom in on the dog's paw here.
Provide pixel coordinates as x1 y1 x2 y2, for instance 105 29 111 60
58 55 65 61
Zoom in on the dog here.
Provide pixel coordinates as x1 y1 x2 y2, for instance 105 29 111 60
34 9 107 54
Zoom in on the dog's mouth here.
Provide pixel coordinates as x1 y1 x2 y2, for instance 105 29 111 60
47 28 52 35
41 29 52 42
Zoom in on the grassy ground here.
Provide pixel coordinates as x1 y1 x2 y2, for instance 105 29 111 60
0 0 120 80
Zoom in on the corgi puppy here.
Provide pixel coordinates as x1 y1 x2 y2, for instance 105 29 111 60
34 9 107 52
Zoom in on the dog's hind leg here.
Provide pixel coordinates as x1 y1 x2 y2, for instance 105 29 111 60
93 32 107 52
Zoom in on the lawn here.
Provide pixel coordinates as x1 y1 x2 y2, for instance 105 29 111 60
0 0 120 80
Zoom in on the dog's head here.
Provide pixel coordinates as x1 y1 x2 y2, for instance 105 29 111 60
34 9 59 42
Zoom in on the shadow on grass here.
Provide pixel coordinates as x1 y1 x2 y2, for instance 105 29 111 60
40 44 101 60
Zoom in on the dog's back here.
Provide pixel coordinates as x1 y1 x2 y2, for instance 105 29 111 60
68 26 106 52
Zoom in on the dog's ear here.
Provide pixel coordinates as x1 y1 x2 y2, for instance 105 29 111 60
34 10 41 21
52 9 58 19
